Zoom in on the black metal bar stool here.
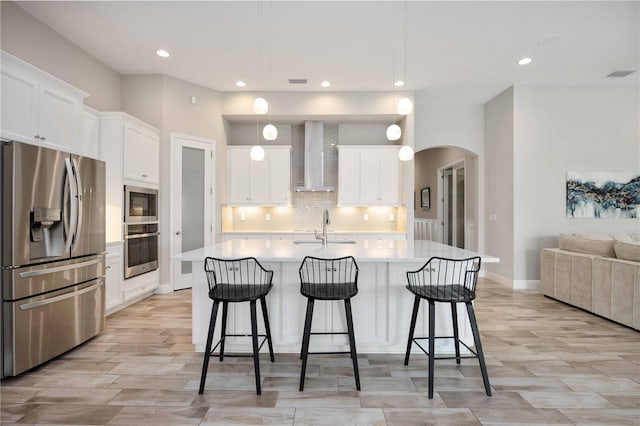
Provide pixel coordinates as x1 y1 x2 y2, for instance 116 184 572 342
298 255 360 391
404 256 491 399
199 257 275 395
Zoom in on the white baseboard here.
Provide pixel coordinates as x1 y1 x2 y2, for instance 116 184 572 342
154 283 173 294
483 272 541 292
513 280 541 291
484 271 512 287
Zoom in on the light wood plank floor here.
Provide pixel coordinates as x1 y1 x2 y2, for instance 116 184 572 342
2 279 639 425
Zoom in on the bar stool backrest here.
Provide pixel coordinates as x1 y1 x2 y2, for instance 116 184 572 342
298 256 359 299
204 257 273 299
406 256 481 302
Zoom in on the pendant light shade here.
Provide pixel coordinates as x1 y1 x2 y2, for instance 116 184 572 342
250 145 265 161
253 97 269 114
386 124 402 141
397 97 413 115
398 145 414 161
262 124 278 141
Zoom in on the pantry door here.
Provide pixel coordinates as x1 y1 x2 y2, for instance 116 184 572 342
170 134 215 290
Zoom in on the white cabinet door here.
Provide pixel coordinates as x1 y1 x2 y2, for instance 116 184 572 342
267 148 291 204
105 244 123 313
123 123 159 184
359 149 380 204
249 153 270 204
0 52 86 151
0 67 38 143
80 107 100 159
228 148 252 204
377 148 401 204
338 148 361 205
37 84 81 153
339 146 401 206
228 146 291 206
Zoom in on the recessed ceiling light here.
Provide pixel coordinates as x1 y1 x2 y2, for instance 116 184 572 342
235 81 246 87
321 81 331 88
394 80 405 87
156 49 170 58
518 57 532 65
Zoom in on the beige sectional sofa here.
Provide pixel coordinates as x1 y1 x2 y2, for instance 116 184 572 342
541 233 640 330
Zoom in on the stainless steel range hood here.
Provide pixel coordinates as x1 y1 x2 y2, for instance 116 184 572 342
294 121 335 192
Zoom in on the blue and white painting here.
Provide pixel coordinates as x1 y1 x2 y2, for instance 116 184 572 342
566 172 640 218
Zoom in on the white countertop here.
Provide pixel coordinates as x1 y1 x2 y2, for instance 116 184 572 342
221 230 406 235
172 239 499 264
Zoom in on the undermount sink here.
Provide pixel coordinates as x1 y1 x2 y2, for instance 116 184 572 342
292 240 357 245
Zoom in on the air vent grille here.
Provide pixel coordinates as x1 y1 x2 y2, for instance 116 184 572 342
288 78 308 84
606 70 636 78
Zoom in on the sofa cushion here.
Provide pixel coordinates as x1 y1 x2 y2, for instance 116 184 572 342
559 233 615 258
614 233 640 243
614 240 640 262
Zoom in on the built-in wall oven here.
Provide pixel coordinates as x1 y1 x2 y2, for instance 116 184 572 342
124 222 159 279
124 185 158 222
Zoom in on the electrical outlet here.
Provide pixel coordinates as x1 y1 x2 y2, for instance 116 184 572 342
240 213 246 221
363 213 369 221
388 214 395 221
489 214 497 222
265 213 271 221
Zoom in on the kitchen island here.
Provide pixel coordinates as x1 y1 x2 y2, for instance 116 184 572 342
173 239 499 354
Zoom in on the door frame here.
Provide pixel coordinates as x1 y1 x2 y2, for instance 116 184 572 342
169 132 216 291
437 159 466 247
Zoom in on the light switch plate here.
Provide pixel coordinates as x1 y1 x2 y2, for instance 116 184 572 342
363 213 369 221
240 213 246 221
265 213 271 221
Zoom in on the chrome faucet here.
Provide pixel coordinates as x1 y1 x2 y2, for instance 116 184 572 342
315 209 331 246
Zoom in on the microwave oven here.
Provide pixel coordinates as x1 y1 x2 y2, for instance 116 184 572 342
124 185 158 222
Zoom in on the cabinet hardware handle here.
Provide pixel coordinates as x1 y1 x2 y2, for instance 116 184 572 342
34 135 41 140
106 265 111 269
142 174 148 178
176 231 181 235
40 136 46 141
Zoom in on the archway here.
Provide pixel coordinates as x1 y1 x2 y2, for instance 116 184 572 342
413 146 479 250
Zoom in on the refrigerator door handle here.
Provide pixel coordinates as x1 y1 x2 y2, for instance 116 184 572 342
18 280 104 310
18 258 103 278
72 158 83 251
64 157 78 255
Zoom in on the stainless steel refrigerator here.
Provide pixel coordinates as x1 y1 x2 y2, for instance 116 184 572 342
1 140 106 378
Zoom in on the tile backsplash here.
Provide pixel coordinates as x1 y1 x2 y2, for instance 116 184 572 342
223 192 403 232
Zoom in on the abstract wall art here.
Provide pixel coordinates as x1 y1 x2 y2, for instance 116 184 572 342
566 172 640 218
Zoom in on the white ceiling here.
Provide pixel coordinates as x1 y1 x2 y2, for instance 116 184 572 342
17 1 639 104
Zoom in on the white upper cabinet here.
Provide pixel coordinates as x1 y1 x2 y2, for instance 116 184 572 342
338 145 401 206
123 122 160 185
79 106 100 159
0 51 87 154
227 146 291 206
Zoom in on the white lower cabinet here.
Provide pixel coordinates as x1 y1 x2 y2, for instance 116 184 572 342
122 270 159 302
105 241 159 315
105 242 123 314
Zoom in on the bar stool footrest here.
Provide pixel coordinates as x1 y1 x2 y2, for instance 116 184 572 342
209 334 269 356
412 336 479 360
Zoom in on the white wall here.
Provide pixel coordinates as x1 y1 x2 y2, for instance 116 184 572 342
484 88 515 281
413 101 485 251
0 1 122 111
121 74 227 291
513 86 640 282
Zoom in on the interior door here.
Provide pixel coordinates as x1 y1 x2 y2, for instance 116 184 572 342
171 135 214 290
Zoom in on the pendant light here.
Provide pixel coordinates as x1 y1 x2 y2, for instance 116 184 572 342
252 2 267 160
262 2 278 141
387 1 402 142
397 0 414 161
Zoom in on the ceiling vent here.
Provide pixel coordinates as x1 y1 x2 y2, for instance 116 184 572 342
288 78 308 84
606 70 636 78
